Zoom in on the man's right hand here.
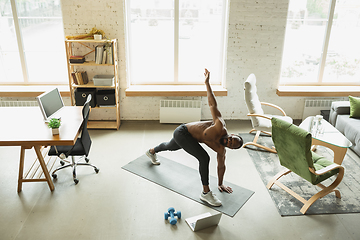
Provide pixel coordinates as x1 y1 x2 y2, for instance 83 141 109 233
218 184 233 193
204 68 210 84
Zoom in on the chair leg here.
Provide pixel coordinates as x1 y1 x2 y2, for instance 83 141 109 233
77 162 100 173
52 155 99 184
268 168 344 214
300 169 344 214
316 183 341 198
266 169 291 189
243 130 277 153
52 164 72 177
71 156 79 184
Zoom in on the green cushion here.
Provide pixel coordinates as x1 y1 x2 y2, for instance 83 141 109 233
271 118 339 185
312 151 339 185
349 95 360 118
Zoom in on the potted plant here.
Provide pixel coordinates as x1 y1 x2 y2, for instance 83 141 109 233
48 118 61 135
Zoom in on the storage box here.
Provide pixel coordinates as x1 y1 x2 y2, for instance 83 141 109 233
96 89 115 106
93 75 114 86
75 88 96 107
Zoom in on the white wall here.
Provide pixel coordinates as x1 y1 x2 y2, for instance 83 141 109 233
61 0 304 120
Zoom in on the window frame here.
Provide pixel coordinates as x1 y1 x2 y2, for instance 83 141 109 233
124 0 229 88
0 0 67 86
279 0 360 87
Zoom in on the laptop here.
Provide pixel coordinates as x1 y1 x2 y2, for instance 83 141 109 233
185 212 222 232
36 88 65 121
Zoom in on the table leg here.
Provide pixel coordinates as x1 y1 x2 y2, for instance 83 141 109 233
34 146 55 191
333 147 348 165
17 146 26 193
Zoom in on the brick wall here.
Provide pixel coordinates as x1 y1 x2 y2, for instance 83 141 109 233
61 0 303 121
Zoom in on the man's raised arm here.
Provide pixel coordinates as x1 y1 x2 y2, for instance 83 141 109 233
204 68 222 121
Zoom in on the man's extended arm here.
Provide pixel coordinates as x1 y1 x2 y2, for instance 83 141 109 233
204 69 222 122
217 152 233 193
204 69 217 108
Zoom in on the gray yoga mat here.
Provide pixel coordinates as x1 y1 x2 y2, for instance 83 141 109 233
122 154 254 217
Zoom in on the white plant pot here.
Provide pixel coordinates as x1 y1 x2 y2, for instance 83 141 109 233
94 34 102 40
52 128 59 135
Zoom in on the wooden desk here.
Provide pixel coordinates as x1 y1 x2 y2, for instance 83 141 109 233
0 106 83 192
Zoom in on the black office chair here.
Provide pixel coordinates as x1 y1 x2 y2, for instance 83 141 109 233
48 94 99 184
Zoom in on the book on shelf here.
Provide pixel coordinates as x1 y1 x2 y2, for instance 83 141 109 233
70 55 85 63
102 49 107 64
95 45 104 64
81 71 89 84
95 43 113 64
105 44 113 65
75 71 83 84
71 71 89 85
71 72 78 85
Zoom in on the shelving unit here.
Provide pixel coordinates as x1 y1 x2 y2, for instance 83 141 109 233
65 39 120 130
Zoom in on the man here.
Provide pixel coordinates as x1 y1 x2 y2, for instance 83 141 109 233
146 69 243 206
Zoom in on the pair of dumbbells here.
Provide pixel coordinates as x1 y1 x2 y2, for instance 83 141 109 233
164 207 181 225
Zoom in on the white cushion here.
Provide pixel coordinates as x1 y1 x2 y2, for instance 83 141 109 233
244 74 264 127
244 73 293 130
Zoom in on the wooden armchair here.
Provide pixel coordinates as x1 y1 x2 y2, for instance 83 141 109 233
267 117 345 214
243 74 292 153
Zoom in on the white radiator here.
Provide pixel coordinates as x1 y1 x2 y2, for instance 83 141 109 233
160 100 201 124
0 100 38 107
302 98 345 120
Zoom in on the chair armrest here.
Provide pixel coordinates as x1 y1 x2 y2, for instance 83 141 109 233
260 102 286 116
309 163 344 176
247 113 272 120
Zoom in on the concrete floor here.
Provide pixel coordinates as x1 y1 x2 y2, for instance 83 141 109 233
0 120 359 240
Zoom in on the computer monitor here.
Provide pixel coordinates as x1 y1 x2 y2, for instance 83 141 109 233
36 88 65 121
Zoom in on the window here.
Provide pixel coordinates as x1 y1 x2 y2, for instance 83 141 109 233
279 0 360 86
126 0 228 85
0 0 67 85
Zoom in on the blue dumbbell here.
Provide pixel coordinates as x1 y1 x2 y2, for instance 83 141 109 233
164 207 181 225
